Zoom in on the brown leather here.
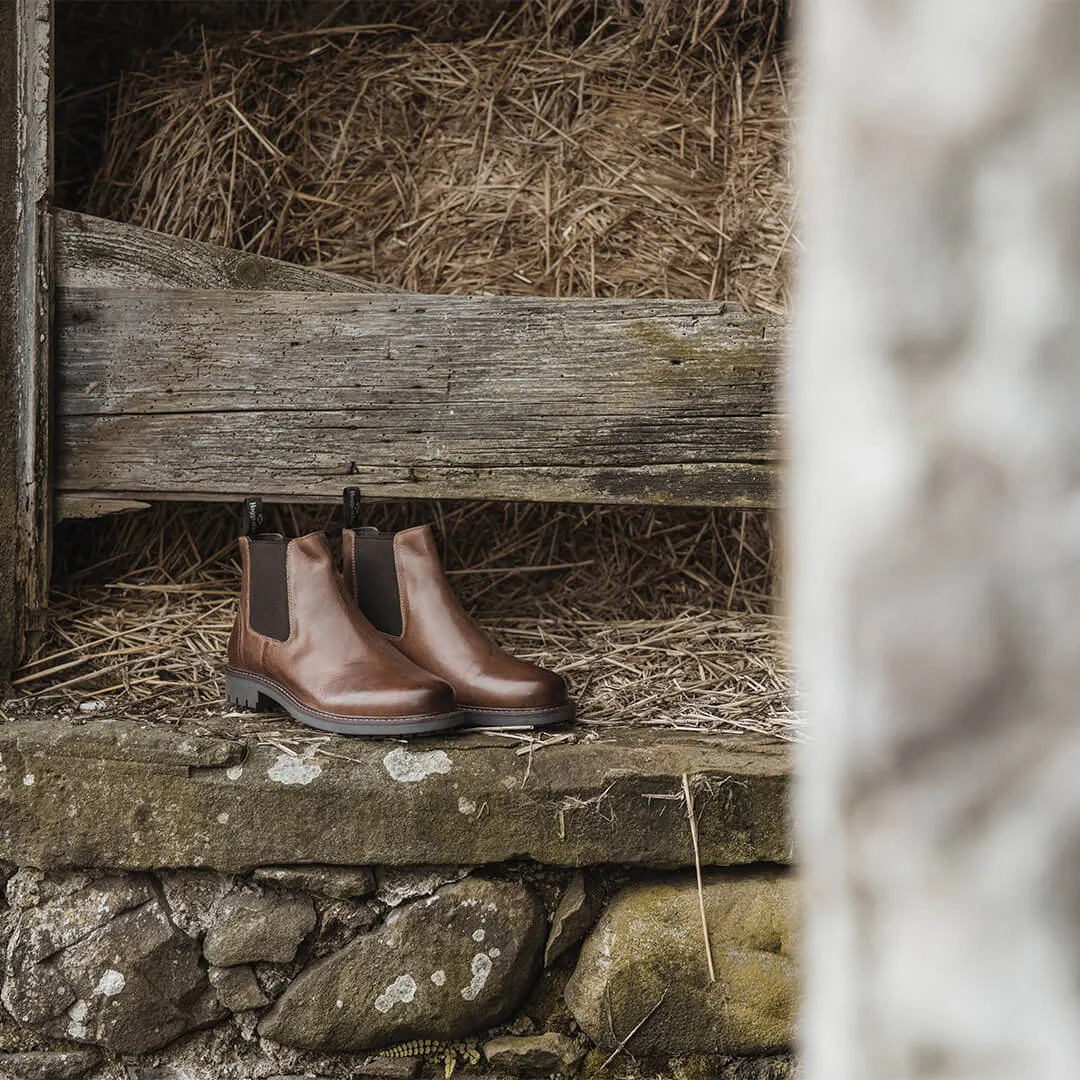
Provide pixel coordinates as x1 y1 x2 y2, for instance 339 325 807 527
228 531 457 720
344 525 569 711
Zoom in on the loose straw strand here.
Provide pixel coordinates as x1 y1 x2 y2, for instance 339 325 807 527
683 771 717 983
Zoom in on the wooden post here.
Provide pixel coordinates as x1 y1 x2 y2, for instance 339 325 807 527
0 0 52 687
793 2 1080 1077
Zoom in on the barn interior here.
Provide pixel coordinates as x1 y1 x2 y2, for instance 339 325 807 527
10 0 796 744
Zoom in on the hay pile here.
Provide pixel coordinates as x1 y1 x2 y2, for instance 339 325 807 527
88 0 793 310
8 501 797 742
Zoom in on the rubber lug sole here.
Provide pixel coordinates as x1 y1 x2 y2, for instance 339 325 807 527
225 669 464 736
461 702 576 730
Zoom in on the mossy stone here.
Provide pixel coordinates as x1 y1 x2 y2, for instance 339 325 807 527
565 870 798 1057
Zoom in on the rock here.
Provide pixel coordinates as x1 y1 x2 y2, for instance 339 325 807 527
86 1009 420 1080
375 866 469 907
580 1051 799 1080
5 866 120 914
234 1008 261 1042
0 1050 102 1079
337 1057 421 1079
1 873 222 1053
544 871 602 966
0 1013 40 1054
159 870 236 938
252 958 305 1004
0 718 239 767
208 965 269 1011
254 864 377 899
203 891 316 966
267 1067 420 1080
484 1033 584 1074
730 1056 802 1079
565 870 798 1056
312 899 381 958
671 1056 803 1080
260 877 547 1051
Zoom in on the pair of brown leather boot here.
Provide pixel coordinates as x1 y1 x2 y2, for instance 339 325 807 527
225 492 574 735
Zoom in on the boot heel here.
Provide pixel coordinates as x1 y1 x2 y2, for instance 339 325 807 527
225 672 270 712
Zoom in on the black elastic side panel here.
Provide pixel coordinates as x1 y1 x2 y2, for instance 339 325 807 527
249 538 290 641
353 532 402 636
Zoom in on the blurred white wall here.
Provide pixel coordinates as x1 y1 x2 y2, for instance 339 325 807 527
792 2 1080 1077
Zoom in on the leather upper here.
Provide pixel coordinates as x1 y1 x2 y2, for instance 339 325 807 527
345 525 569 711
228 532 457 720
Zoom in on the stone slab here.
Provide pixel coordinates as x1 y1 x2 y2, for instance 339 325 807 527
0 718 240 767
0 1051 101 1079
0 720 791 872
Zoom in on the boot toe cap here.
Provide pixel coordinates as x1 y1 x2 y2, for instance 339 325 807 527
405 678 459 718
317 671 458 720
364 678 458 719
464 663 568 710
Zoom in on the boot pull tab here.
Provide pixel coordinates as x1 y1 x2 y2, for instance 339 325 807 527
243 495 265 537
343 486 363 530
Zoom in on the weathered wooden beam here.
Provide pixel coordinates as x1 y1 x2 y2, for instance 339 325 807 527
56 288 781 508
53 210 397 520
54 210 394 293
0 0 52 686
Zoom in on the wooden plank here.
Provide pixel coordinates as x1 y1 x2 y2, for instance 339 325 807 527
56 288 782 508
54 209 394 293
0 0 52 685
54 210 396 521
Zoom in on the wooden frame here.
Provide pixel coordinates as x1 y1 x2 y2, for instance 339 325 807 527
1 0 52 684
53 212 781 508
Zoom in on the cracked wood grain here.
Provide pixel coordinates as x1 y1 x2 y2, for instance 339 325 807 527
56 288 782 507
1 0 51 682
55 210 394 294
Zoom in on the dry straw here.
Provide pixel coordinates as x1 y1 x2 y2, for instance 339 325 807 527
89 0 793 311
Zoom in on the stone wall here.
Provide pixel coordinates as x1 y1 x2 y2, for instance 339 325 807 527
0 720 799 1080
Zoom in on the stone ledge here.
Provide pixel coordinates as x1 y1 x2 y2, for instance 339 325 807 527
0 720 791 871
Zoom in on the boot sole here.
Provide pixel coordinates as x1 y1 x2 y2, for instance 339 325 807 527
225 669 464 736
461 702 576 730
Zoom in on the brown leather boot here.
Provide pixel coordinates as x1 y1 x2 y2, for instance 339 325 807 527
225 498 463 735
341 489 575 729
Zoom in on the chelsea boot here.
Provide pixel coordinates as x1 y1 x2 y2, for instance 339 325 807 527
341 489 575 729
225 498 463 735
